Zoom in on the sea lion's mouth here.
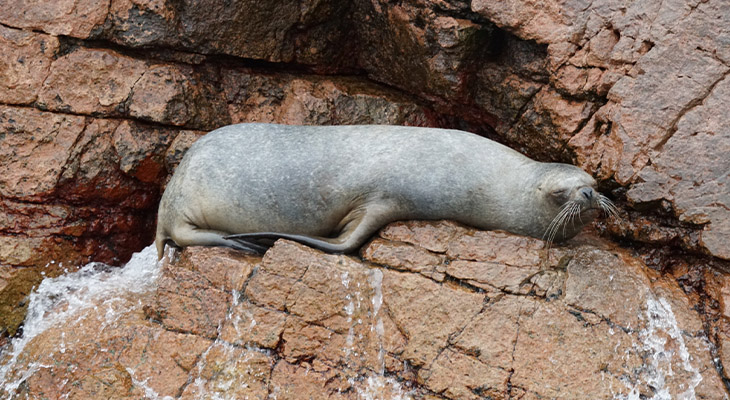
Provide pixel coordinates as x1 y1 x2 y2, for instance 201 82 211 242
542 193 618 245
542 200 584 244
581 207 600 217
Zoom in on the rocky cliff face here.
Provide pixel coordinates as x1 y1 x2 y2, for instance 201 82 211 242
0 0 729 397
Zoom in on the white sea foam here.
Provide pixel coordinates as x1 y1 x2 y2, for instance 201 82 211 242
368 268 385 375
0 244 162 395
614 295 706 400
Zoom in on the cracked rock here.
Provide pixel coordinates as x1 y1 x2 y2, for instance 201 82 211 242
1 222 726 399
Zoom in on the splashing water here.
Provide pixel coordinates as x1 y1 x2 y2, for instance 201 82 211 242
615 296 704 400
355 375 413 400
368 268 385 375
0 245 416 399
342 271 356 358
0 244 162 395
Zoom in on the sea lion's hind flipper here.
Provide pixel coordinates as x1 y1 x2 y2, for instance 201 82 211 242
172 225 269 254
225 201 397 254
224 232 336 253
224 237 270 254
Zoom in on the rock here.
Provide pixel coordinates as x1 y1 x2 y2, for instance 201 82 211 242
178 343 273 400
362 238 447 281
112 120 174 184
0 0 108 37
221 71 439 127
626 76 730 260
0 26 59 105
0 106 86 200
38 48 148 116
148 247 258 339
356 1 491 102
355 0 552 146
1 0 730 395
128 64 230 129
0 105 176 335
1 222 726 399
104 0 358 70
37 47 230 130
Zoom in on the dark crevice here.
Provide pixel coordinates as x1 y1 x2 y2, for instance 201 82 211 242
5 101 200 134
505 294 528 399
567 304 635 334
709 329 730 393
442 275 490 294
690 280 730 393
56 35 366 78
508 84 542 128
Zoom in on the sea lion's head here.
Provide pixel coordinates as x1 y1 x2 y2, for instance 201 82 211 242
534 164 616 244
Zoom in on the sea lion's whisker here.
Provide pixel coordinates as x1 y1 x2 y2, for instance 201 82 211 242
607 201 619 217
598 194 619 219
543 201 576 247
543 202 571 241
556 203 576 233
542 210 564 246
551 207 572 245
562 202 580 238
572 202 582 230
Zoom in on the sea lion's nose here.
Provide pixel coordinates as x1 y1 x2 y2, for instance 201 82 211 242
580 187 594 200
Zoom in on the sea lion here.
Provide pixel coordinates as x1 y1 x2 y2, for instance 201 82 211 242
155 123 615 259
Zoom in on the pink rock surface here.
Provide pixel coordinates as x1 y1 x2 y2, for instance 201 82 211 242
1 0 730 395
1 222 726 398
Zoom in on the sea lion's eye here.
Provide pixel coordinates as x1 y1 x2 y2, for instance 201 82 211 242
551 189 567 198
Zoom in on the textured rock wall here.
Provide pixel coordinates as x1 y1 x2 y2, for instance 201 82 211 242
1 0 727 264
0 0 729 393
2 223 729 399
0 0 444 334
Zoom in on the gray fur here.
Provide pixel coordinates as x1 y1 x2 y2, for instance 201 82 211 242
155 123 602 258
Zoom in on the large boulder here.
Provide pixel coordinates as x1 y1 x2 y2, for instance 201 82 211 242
0 222 726 398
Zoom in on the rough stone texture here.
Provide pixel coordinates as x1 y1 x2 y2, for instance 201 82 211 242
1 0 730 396
355 1 551 143
0 26 59 105
221 71 438 127
0 0 357 71
102 0 358 70
0 0 109 37
38 48 147 116
0 21 438 337
1 223 727 399
626 76 730 260
1 0 727 262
